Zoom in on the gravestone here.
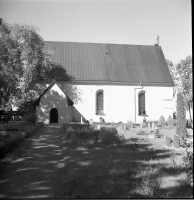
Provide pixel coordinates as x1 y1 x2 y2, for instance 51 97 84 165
81 116 83 124
173 135 179 148
152 122 155 130
140 122 142 128
166 136 171 147
148 123 151 132
97 125 101 130
90 119 93 125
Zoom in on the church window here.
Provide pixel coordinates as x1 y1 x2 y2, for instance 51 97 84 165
96 90 104 115
138 91 146 115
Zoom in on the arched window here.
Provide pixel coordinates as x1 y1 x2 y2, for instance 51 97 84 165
96 90 104 115
138 91 146 115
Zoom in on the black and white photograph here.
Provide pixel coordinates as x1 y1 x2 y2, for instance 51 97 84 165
0 0 192 198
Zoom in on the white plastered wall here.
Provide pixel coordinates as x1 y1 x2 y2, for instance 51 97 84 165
136 86 173 123
62 83 174 123
36 83 72 124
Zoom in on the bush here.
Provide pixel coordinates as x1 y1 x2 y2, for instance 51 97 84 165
100 126 121 145
101 132 121 145
68 126 121 146
18 100 35 113
167 116 174 129
63 123 90 132
70 132 81 146
66 127 75 139
176 92 187 138
100 126 118 136
157 116 166 126
68 127 101 146
179 138 193 186
0 123 43 158
23 112 36 123
89 130 101 144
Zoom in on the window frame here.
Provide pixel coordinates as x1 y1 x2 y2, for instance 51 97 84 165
95 89 105 115
138 90 146 116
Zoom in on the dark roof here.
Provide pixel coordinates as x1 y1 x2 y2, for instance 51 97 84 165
43 41 174 86
34 80 74 106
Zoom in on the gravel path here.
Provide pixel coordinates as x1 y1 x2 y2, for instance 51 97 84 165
0 125 65 199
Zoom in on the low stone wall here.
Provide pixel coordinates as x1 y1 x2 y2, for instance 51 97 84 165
63 123 90 131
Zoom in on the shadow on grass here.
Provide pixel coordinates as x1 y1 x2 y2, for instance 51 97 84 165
0 126 192 198
57 134 193 198
0 125 65 198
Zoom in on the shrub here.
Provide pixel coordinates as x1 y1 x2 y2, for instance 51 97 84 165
0 123 43 158
100 127 121 145
179 138 193 186
167 116 174 129
88 130 101 144
176 92 187 138
100 126 119 136
70 132 80 146
69 127 101 146
101 132 121 145
157 116 166 126
68 125 120 146
76 128 91 140
66 127 75 139
23 112 36 123
63 123 89 132
18 100 35 113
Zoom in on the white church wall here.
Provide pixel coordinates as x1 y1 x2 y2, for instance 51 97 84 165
63 84 135 123
62 82 174 124
36 83 72 124
136 86 173 123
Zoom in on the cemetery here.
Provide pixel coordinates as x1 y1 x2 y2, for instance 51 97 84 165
0 117 193 198
0 12 192 198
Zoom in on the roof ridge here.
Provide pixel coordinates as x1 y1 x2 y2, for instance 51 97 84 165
44 40 156 47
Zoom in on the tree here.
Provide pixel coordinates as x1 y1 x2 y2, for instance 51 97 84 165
166 59 179 97
167 115 174 129
176 91 187 138
158 115 166 126
0 19 73 109
176 56 193 126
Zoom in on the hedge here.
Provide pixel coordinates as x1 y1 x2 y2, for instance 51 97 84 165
0 123 44 158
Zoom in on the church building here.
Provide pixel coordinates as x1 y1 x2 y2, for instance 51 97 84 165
34 41 174 125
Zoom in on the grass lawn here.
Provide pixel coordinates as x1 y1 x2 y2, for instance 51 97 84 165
57 126 193 198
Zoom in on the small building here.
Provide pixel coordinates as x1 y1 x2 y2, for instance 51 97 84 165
34 41 174 124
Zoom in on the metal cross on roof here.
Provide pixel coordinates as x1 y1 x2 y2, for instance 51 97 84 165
156 35 160 45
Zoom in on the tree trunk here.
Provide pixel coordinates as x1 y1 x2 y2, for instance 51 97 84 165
188 103 193 128
176 92 187 138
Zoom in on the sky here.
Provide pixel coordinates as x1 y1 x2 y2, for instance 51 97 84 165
0 0 192 64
